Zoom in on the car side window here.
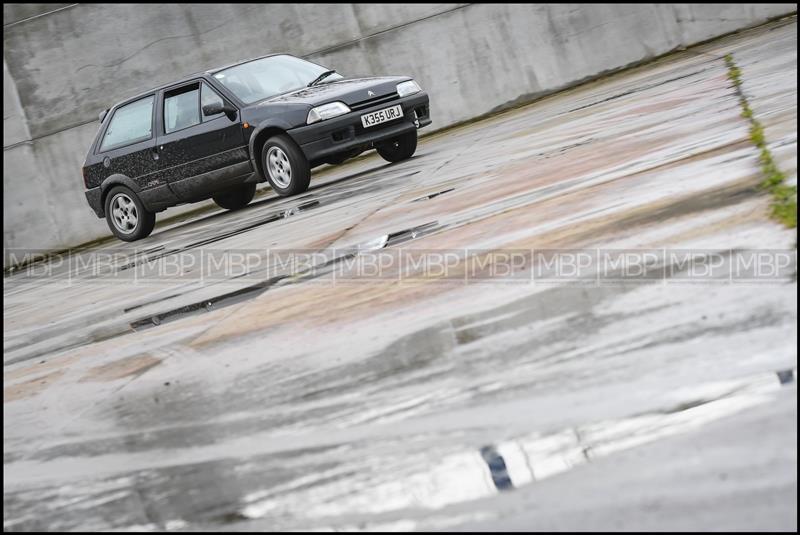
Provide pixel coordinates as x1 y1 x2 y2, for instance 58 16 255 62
99 95 154 152
164 83 200 134
201 82 224 121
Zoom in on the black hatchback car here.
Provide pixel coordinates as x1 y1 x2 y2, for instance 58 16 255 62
82 54 431 241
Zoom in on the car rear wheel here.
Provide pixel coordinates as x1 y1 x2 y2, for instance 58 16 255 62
262 135 310 196
104 186 156 242
212 183 256 210
376 130 418 163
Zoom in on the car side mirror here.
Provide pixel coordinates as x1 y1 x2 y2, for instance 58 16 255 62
202 102 237 120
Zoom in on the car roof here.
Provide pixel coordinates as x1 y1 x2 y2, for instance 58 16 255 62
106 53 287 113
206 52 283 75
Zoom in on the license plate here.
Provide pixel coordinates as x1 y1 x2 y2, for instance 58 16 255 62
361 105 403 128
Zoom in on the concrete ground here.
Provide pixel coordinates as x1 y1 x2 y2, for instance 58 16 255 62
3 19 797 532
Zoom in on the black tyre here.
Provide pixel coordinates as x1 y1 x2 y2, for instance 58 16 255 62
262 134 311 196
104 186 156 242
375 130 418 163
212 183 256 210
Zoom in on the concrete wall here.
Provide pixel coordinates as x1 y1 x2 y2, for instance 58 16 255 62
4 3 796 254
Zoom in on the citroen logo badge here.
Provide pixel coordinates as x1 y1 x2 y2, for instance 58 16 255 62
368 90 375 97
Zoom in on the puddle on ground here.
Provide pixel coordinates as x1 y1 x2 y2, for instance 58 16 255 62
234 368 794 526
3 366 793 531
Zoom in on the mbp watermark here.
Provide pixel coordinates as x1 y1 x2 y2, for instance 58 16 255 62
3 247 796 286
532 249 596 283
732 249 797 281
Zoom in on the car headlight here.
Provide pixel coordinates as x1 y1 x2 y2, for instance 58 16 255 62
307 102 351 124
396 80 421 98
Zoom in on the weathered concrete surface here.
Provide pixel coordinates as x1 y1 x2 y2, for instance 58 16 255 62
3 20 798 531
3 3 796 255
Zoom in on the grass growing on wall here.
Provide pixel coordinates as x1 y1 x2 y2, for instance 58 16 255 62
725 53 797 229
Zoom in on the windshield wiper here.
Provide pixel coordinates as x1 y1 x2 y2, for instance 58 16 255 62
307 70 337 87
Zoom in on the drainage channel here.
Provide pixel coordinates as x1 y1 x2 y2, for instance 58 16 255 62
128 221 444 331
384 221 444 247
412 188 455 202
129 276 287 330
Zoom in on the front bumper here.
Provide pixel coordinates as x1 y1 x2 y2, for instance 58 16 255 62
288 92 431 163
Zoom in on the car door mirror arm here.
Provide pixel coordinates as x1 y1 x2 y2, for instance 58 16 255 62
224 105 238 121
202 102 238 121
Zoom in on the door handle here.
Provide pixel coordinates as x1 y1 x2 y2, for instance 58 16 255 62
151 147 160 161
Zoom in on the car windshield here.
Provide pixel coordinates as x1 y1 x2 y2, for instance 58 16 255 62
212 55 343 104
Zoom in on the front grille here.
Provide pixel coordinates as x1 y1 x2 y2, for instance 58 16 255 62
350 93 399 111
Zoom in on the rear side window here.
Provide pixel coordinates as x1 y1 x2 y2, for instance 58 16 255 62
99 96 154 152
164 83 200 134
201 82 224 121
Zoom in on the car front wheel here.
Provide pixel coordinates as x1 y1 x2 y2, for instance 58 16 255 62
376 130 418 163
262 135 310 196
104 186 156 241
212 183 256 210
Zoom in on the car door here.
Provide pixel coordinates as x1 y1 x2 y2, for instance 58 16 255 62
93 94 159 190
155 80 251 201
